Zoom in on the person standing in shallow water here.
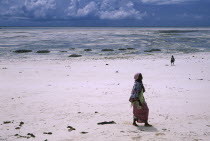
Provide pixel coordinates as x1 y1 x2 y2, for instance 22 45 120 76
171 55 175 66
129 73 152 127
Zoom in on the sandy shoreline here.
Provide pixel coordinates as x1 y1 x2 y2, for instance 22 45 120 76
0 52 210 141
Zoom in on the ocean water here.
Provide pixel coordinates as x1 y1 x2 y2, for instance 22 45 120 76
0 27 210 58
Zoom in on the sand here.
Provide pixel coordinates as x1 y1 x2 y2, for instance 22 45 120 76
0 52 210 141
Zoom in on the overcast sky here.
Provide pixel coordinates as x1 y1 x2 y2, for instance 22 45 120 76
0 0 209 26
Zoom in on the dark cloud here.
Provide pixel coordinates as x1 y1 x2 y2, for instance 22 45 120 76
0 0 146 20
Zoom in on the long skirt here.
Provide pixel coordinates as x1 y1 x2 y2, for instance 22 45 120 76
133 102 149 123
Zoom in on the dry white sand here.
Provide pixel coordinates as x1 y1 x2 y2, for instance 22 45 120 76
0 52 210 141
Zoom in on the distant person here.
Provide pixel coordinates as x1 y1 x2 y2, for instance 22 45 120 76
171 55 175 66
129 73 152 127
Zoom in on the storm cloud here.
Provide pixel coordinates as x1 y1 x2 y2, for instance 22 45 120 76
0 0 146 20
0 0 209 26
0 0 198 20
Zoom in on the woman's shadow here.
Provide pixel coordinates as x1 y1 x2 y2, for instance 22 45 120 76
136 125 158 132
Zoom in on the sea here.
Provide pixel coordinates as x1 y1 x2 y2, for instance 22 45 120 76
0 27 210 59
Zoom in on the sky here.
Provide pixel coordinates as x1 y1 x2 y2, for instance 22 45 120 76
0 0 210 27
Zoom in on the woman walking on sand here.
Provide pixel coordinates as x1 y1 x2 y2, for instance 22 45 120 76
129 73 152 127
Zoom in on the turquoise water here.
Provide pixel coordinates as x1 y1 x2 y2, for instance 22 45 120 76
0 27 210 58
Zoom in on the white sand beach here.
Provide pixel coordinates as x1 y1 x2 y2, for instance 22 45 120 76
0 52 210 141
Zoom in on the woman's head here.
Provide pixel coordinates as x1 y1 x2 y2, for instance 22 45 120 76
134 73 143 81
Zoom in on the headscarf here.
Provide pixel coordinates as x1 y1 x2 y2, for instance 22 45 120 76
134 73 140 80
134 73 142 82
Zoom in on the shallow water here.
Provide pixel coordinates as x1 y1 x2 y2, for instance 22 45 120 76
0 27 210 58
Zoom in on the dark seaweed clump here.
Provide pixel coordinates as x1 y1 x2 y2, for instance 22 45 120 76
118 48 127 51
84 49 92 51
68 54 82 57
14 133 35 139
36 50 50 53
43 132 52 135
127 48 135 50
14 50 32 53
67 126 76 131
144 49 161 52
97 121 116 125
81 132 88 134
102 49 114 51
3 121 13 124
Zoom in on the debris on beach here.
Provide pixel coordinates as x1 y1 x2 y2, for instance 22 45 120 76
14 133 35 139
14 121 24 130
14 49 32 53
14 134 30 139
19 121 24 127
68 54 82 57
67 126 76 131
15 127 20 130
36 50 50 53
97 121 116 125
81 132 88 134
27 133 35 138
162 128 167 131
43 132 52 135
3 121 13 124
